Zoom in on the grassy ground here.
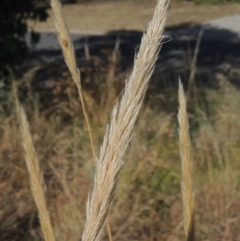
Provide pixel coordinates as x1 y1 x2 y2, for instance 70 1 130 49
29 2 240 32
1 58 240 240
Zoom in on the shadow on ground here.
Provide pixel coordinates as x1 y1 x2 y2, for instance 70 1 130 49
23 23 240 90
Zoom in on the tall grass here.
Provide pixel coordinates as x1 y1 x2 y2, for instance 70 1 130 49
4 0 239 241
50 0 96 160
20 108 55 241
81 0 170 239
21 0 171 240
178 81 194 241
4 68 240 240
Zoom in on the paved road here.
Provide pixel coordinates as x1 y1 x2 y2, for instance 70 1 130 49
25 14 240 51
23 14 240 86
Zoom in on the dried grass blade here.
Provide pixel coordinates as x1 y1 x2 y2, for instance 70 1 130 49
20 107 55 241
50 0 96 159
178 80 195 241
81 1 171 241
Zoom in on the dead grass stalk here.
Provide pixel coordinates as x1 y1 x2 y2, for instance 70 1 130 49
50 0 96 160
81 0 170 241
20 107 55 241
178 80 195 241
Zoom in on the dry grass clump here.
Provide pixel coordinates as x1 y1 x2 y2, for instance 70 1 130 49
2 75 240 240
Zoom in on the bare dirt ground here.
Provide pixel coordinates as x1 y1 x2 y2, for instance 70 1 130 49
29 2 240 32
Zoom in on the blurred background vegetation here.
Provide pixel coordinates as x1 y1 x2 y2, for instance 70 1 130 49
1 0 240 240
0 0 239 77
0 0 49 79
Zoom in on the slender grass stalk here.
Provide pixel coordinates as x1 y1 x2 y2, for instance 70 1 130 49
106 219 113 241
6 67 22 123
81 1 170 241
187 27 204 97
178 80 195 241
50 0 96 160
20 107 55 241
50 1 115 240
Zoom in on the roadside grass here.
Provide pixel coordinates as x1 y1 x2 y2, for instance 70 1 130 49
1 66 240 240
1 0 240 240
